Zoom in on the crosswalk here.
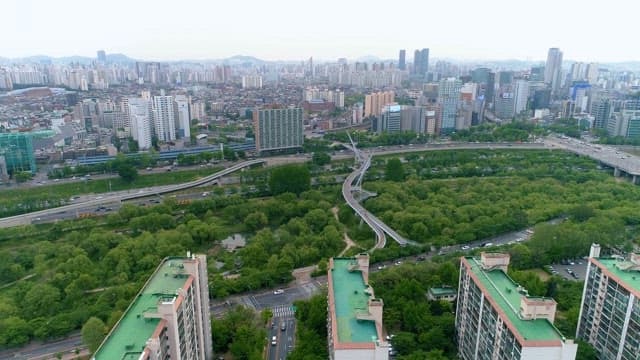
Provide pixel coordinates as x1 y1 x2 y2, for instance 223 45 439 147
272 304 295 317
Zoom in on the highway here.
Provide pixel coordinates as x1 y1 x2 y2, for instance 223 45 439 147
0 159 266 228
544 136 640 176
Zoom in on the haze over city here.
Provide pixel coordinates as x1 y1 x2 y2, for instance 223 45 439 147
5 0 640 62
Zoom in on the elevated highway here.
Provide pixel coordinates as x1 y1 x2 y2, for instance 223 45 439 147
0 159 266 228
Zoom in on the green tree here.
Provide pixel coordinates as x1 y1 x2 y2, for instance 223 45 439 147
117 163 138 183
269 164 311 196
575 339 598 360
569 205 595 222
24 284 61 318
385 158 405 182
14 171 32 184
312 152 331 166
244 212 268 232
81 317 106 353
0 316 30 347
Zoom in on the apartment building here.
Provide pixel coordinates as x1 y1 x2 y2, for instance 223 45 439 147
577 244 640 360
328 254 390 360
456 253 577 360
92 254 212 360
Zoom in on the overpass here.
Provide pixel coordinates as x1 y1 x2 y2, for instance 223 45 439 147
0 159 266 228
544 136 640 181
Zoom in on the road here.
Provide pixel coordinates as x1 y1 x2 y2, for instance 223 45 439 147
544 136 640 176
0 159 266 228
268 305 296 360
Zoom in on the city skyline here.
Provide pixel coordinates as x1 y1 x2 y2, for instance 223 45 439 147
5 0 640 63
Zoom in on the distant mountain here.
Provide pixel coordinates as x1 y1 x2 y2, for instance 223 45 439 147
0 53 136 65
221 55 268 65
105 53 136 63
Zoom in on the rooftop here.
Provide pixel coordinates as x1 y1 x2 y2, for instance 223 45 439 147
93 257 193 360
465 257 566 343
595 257 640 292
429 287 457 295
331 258 379 344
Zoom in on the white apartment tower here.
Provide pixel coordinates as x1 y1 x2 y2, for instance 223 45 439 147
128 98 153 150
153 95 176 142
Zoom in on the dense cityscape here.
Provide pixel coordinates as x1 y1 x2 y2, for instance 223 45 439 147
4 3 640 359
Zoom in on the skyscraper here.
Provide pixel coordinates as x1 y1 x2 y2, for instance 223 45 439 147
253 107 303 154
413 48 429 76
153 96 176 142
545 48 563 96
97 50 106 63
438 78 462 134
398 50 406 71
92 254 212 360
591 95 612 129
577 244 640 360
514 80 529 115
456 253 578 360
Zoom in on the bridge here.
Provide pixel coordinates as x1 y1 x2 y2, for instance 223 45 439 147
0 159 266 228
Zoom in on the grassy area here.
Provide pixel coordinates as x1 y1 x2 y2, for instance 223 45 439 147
0 167 222 217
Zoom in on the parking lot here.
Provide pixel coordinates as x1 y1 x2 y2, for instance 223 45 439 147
547 259 589 281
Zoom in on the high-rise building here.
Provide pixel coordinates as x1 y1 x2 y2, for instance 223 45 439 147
375 105 425 134
438 78 461 134
591 95 612 129
494 84 516 120
242 75 263 89
92 254 212 360
128 98 153 150
545 48 564 96
174 95 191 139
585 63 599 84
514 80 529 115
327 254 389 360
253 107 303 154
530 66 545 82
577 244 640 360
607 110 640 138
97 50 106 63
398 50 406 71
413 48 429 76
364 91 395 118
153 96 176 142
456 253 578 360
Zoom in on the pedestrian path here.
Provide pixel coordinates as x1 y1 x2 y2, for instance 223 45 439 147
272 304 295 317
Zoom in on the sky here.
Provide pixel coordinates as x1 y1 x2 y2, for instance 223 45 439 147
4 0 640 63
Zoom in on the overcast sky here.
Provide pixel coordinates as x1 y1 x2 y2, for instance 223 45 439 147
5 0 639 63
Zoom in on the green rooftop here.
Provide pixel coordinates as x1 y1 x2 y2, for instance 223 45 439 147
93 258 192 360
331 258 379 344
465 257 566 342
429 287 457 296
596 258 640 291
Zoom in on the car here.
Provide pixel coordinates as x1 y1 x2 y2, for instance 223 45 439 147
202 192 210 197
271 336 277 346
377 265 386 270
146 167 153 171
386 334 396 341
281 322 286 331
569 261 575 265
95 196 103 200
483 242 493 247
274 289 284 295
416 255 426 261
461 245 470 250
571 273 579 279
394 261 402 266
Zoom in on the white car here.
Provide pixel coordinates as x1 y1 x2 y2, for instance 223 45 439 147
273 289 284 295
461 245 470 250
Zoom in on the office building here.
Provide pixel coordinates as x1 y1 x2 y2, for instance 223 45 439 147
93 254 212 360
364 91 395 118
591 96 613 129
128 98 153 150
328 254 389 360
242 75 263 89
607 110 640 138
438 78 461 134
153 96 176 142
253 107 303 154
174 95 191 139
456 253 577 360
577 244 640 360
514 80 529 114
303 88 345 108
375 105 425 134
585 63 599 84
0 133 38 174
494 85 516 120
413 48 429 76
398 50 406 71
530 66 545 82
545 48 564 96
